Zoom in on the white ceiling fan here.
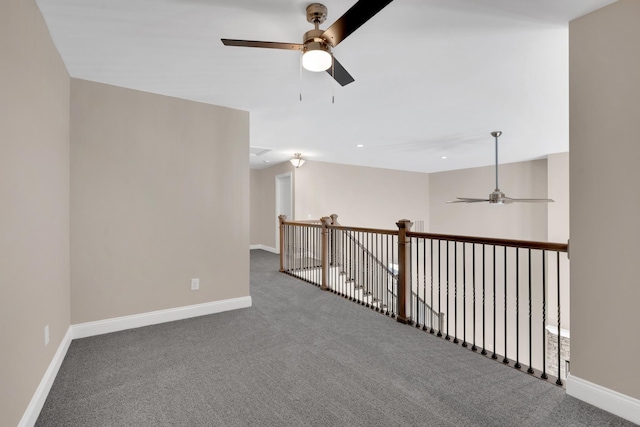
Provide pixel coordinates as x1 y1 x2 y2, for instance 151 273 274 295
448 131 554 205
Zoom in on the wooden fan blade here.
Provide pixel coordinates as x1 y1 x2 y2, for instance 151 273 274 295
327 56 355 86
322 0 394 48
447 198 490 203
221 39 303 51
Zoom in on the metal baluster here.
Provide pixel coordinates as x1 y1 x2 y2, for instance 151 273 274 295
556 251 563 386
423 238 428 331
472 244 477 351
415 237 421 327
391 234 396 318
462 243 467 347
527 249 534 374
515 248 521 369
386 234 390 316
438 240 442 337
481 244 487 355
446 240 450 341
492 245 497 359
453 242 459 343
541 250 548 380
430 239 435 334
503 246 509 364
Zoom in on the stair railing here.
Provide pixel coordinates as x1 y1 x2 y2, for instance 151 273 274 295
278 214 569 386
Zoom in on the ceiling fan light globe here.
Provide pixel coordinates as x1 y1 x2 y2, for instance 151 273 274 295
302 44 332 72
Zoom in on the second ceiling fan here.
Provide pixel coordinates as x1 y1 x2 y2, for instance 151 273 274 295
448 131 554 205
221 0 394 86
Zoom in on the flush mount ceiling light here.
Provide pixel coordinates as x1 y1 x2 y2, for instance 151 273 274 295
290 153 306 168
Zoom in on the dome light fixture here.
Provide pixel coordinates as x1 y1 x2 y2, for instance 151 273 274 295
290 153 306 168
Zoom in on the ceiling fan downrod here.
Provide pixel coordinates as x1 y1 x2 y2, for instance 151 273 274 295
492 131 502 191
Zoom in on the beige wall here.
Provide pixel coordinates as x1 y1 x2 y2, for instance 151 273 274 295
250 162 294 249
570 0 640 400
429 159 549 240
0 1 71 425
294 161 430 230
70 79 249 324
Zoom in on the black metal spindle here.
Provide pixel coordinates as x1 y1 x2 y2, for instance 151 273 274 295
492 245 497 359
446 240 450 341
472 244 477 351
415 237 421 327
430 239 435 333
462 243 467 347
541 250 548 380
437 240 442 337
556 251 562 386
423 239 428 331
503 246 509 364
527 249 534 374
453 242 459 343
481 244 487 355
515 249 521 369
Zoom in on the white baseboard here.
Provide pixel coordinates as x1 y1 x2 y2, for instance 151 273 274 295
566 374 640 425
18 326 73 427
250 244 278 254
72 296 252 339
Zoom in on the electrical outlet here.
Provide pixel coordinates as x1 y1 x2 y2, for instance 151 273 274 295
44 325 50 347
191 278 200 291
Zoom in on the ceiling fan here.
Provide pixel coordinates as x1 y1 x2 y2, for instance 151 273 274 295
221 0 394 86
448 131 554 205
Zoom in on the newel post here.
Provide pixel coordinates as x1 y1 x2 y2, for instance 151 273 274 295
278 215 287 273
396 219 413 324
320 216 332 291
329 214 339 266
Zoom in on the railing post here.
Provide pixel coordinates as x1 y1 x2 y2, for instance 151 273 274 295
320 216 332 291
330 214 339 266
396 219 413 324
278 215 286 273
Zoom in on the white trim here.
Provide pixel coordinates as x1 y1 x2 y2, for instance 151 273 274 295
545 324 570 338
72 296 252 339
250 244 278 254
566 374 640 425
18 326 73 427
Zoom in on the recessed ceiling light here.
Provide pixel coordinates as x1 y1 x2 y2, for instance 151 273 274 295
441 156 448 160
356 144 364 148
263 160 270 163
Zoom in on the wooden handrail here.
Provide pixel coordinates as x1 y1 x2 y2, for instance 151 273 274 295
406 231 568 252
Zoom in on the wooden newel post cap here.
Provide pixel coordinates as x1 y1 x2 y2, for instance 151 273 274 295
278 215 287 224
320 216 332 228
396 219 413 230
330 214 338 225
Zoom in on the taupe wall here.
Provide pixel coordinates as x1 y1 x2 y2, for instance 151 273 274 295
70 79 249 324
0 1 71 425
570 0 640 399
429 159 549 240
294 161 430 230
250 162 294 249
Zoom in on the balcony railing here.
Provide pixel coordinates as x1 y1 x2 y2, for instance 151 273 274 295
278 215 569 386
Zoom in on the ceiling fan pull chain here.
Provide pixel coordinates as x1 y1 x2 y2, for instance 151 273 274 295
299 53 303 101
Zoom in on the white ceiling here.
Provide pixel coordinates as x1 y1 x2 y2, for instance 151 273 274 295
36 0 616 173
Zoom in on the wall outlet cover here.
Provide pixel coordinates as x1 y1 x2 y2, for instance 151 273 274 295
44 325 50 347
191 278 200 291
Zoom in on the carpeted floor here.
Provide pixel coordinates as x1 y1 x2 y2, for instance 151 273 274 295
36 250 635 426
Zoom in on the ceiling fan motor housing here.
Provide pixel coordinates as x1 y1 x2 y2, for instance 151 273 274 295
306 3 328 24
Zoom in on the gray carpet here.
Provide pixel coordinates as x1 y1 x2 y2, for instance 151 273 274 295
36 250 635 426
